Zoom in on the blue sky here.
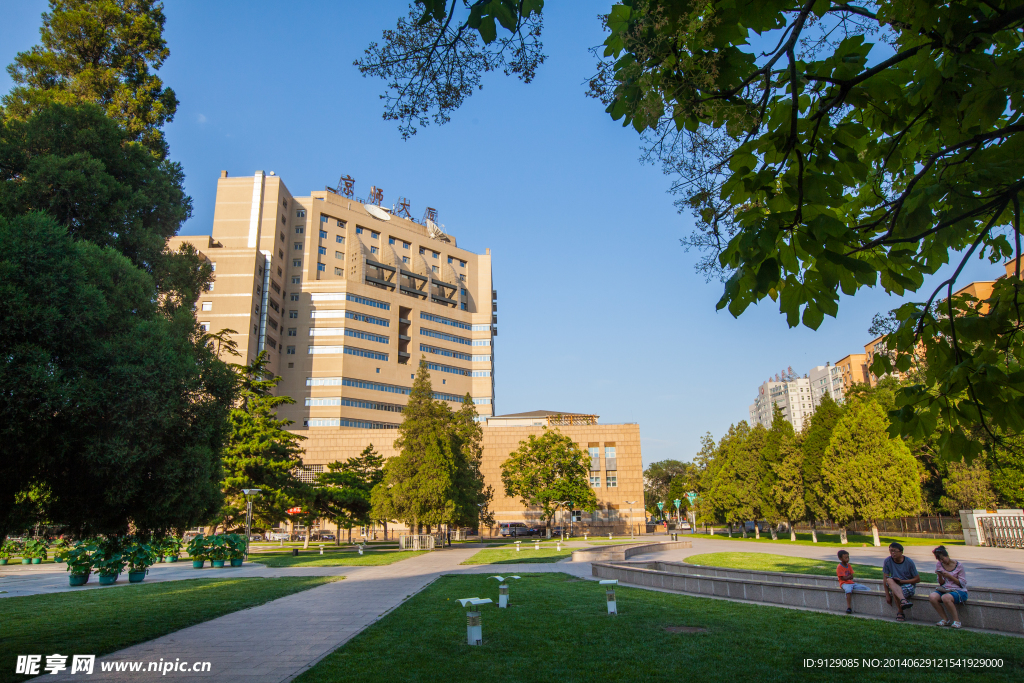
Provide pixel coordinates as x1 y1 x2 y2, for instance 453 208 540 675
1 2 1000 467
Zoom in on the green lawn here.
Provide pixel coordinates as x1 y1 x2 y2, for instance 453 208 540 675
1 577 335 683
460 547 574 565
686 552 939 584
294 573 1022 683
250 550 427 568
697 530 962 548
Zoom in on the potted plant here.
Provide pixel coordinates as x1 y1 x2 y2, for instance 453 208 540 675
51 537 72 563
226 534 246 567
65 540 97 586
208 535 229 568
124 537 158 583
186 535 209 568
161 536 184 562
24 539 47 564
92 537 127 585
0 539 15 565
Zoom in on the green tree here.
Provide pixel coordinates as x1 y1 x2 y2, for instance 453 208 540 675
702 422 763 537
821 401 923 546
362 1 1024 459
939 458 998 513
316 445 385 545
771 433 806 542
802 394 843 541
500 429 598 538
451 394 495 528
217 352 306 534
4 0 178 157
988 435 1024 507
644 459 691 516
0 212 235 538
759 404 794 539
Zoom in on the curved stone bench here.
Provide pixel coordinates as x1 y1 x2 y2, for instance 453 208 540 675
570 540 692 563
591 560 1024 635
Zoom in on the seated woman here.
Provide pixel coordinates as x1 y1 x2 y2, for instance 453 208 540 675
928 545 968 629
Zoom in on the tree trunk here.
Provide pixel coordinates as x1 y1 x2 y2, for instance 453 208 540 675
753 522 759 539
741 523 747 539
303 525 310 549
810 521 818 543
335 519 341 546
871 521 881 547
789 520 797 542
769 523 777 541
839 526 848 544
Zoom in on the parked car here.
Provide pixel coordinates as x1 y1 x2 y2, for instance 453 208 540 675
265 531 289 541
678 521 691 530
313 532 336 541
499 522 534 537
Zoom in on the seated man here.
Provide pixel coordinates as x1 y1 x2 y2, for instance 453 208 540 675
882 542 920 622
836 550 870 614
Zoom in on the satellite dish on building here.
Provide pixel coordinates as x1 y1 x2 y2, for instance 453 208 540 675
365 205 392 222
426 218 451 243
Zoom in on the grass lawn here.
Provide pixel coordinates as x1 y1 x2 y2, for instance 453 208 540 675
697 530 962 548
250 550 427 568
1 576 335 683
686 552 939 583
460 547 574 565
294 573 1022 683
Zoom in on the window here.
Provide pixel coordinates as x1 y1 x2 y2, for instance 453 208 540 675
318 246 327 255
308 345 389 361
588 446 600 470
207 282 214 291
280 215 285 223
320 230 328 240
289 310 298 318
403 241 410 249
461 288 467 296
211 262 216 271
606 474 618 488
371 246 379 255
201 302 212 311
459 274 466 281
420 328 470 345
420 311 473 330
389 237 396 245
432 251 439 259
317 262 325 272
590 475 601 487
336 235 344 244
287 328 297 336
296 209 306 218
460 302 467 310
308 292 390 310
448 256 453 263
295 227 304 234
291 276 300 284
294 242 302 250
431 265 438 273
335 267 343 275
605 446 617 459
419 247 425 254
335 250 344 259
293 259 301 267
356 227 364 234
320 215 328 223
199 322 210 332
286 346 295 355
371 231 379 240
282 198 288 208
280 232 285 241
402 256 410 264
337 219 345 227
256 285 262 295
290 293 299 301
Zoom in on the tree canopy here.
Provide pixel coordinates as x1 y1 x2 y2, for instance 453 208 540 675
4 0 179 157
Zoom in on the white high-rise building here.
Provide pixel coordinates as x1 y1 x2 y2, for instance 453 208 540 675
749 375 815 432
808 363 845 407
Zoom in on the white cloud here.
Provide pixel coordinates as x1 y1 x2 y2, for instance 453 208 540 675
197 114 207 124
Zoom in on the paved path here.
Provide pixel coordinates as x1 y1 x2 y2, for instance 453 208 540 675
19 549 591 683
628 536 1024 590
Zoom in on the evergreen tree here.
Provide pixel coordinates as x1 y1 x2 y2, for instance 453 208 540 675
703 422 762 537
802 394 843 541
500 429 598 538
771 434 806 542
451 394 494 528
821 401 922 546
316 445 385 545
217 352 306 533
4 0 179 157
939 458 998 513
987 434 1024 508
644 460 691 516
759 403 794 539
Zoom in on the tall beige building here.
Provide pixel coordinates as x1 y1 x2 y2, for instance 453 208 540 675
173 170 497 427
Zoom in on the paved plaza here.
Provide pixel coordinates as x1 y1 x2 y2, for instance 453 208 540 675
2 538 1020 682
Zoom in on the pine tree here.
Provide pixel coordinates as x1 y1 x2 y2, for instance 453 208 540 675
759 403 794 539
820 401 922 546
802 394 842 542
771 434 806 541
4 0 179 157
218 352 306 533
939 457 997 513
451 394 494 528
703 422 762 537
316 445 384 545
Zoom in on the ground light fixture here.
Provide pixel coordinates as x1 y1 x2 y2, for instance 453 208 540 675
600 580 618 615
241 489 262 558
488 575 521 608
456 598 493 645
625 500 638 539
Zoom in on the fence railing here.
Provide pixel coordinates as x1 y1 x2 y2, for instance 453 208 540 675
801 516 963 536
398 534 436 550
979 516 1024 549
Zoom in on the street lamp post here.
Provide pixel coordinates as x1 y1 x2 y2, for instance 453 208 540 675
552 501 570 540
625 501 637 539
656 502 665 534
686 491 698 534
241 488 262 559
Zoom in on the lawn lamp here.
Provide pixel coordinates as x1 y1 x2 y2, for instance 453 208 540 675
456 598 493 645
241 489 262 559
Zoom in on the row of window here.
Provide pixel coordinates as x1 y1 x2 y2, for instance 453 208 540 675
308 345 388 361
426 362 470 377
419 311 472 330
589 474 618 488
305 377 464 403
305 418 399 429
303 397 406 414
473 397 492 405
309 292 390 310
420 327 470 346
309 327 389 344
310 309 390 327
420 343 471 362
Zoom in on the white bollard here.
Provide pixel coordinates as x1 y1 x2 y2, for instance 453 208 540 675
556 541 561 551
319 545 324 555
584 533 588 541
534 541 540 550
498 584 509 608
358 546 364 556
609 533 613 540
600 580 618 615
515 541 521 552
456 598 492 645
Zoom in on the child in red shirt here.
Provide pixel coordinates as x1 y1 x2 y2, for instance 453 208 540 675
837 550 870 614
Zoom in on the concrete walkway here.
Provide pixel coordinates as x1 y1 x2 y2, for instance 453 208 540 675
23 549 591 683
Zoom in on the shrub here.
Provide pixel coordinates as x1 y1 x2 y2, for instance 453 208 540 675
64 540 97 575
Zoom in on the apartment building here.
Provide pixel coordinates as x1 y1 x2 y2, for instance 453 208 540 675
173 170 497 427
808 363 844 406
749 376 815 432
